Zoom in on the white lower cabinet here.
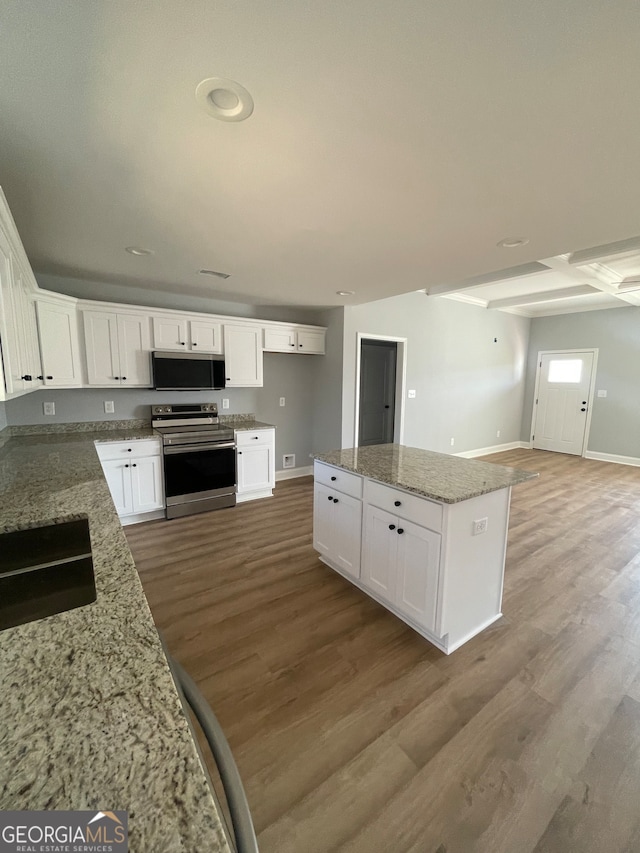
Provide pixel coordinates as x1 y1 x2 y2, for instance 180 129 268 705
314 461 511 654
236 428 275 502
96 439 165 524
314 482 362 580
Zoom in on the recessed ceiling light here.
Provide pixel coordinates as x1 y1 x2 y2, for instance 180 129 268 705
336 290 355 296
199 269 231 279
125 246 154 256
497 237 529 249
195 77 254 122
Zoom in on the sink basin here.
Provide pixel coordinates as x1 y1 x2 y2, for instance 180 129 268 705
0 518 96 631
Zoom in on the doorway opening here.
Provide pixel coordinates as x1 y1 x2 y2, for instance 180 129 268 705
530 349 598 456
355 334 406 447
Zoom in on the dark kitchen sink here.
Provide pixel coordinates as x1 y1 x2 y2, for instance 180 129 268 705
0 518 96 631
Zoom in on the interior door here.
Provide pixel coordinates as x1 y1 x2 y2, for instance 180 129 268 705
358 340 397 446
533 352 595 455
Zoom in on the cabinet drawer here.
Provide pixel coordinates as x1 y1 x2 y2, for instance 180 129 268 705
95 438 162 461
365 480 442 533
314 461 363 499
236 429 274 448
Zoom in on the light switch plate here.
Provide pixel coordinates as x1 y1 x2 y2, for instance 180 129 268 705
408 389 416 398
104 401 114 414
222 398 229 409
279 397 286 407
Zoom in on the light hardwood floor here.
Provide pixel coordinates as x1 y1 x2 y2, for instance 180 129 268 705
126 449 640 853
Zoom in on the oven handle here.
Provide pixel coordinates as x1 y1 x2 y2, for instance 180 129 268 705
164 441 237 455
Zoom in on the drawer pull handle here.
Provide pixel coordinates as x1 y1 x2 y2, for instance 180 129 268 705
394 500 401 507
397 528 404 535
132 463 137 467
252 436 259 440
127 448 132 452
389 524 396 530
333 498 339 504
125 464 129 468
330 476 337 481
327 495 333 501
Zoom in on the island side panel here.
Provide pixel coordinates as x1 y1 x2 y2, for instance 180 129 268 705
437 486 511 651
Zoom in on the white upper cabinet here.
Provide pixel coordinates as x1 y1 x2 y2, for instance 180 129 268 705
224 324 263 387
83 310 151 386
36 295 82 387
263 325 325 354
152 314 223 353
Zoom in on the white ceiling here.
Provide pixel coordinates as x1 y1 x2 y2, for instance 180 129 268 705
2 1 640 310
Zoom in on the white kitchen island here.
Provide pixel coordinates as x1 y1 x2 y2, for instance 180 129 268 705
313 444 537 654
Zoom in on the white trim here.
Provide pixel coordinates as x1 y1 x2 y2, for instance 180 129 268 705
120 509 166 526
236 489 274 502
529 348 599 456
275 465 313 481
455 441 530 459
584 451 640 468
353 333 407 449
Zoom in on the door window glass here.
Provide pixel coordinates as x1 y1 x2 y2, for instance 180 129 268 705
548 359 582 383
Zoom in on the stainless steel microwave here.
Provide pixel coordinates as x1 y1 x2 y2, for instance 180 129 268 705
151 351 226 391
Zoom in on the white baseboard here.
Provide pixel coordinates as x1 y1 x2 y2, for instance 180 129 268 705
455 441 530 459
584 451 640 468
275 465 313 481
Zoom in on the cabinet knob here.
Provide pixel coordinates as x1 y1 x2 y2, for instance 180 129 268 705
581 407 586 412
127 449 132 452
47 376 53 380
38 375 53 380
389 524 396 530
125 464 129 468
132 463 137 467
21 375 33 381
122 376 127 380
290 343 295 347
192 342 198 346
114 376 119 380
394 500 401 507
252 436 259 440
226 378 231 381
238 451 242 455
397 528 404 535
330 476 337 481
333 498 339 503
327 495 333 501
180 341 186 345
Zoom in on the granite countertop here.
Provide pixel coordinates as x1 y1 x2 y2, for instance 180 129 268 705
314 444 538 503
225 418 275 431
0 429 231 852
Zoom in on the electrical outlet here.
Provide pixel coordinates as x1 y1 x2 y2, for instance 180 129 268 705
104 401 114 414
496 429 501 438
279 397 286 407
473 517 488 536
222 398 229 409
450 437 455 447
408 389 416 399
43 402 55 416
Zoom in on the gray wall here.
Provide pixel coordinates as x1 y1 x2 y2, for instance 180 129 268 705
341 292 531 454
311 307 344 455
523 306 640 458
0 401 6 432
36 273 323 326
4 352 318 471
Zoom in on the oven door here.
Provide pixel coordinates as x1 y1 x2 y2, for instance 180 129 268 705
163 441 237 507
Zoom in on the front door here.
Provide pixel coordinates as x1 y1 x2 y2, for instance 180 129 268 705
358 339 397 446
532 351 595 455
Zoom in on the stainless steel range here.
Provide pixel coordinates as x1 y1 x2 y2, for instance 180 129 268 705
152 403 236 519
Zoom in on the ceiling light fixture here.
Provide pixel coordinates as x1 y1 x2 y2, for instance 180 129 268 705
336 290 355 296
497 237 529 249
195 77 254 122
199 269 231 279
125 246 154 256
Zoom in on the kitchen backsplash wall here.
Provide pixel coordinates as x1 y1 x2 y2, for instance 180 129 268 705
4 353 316 471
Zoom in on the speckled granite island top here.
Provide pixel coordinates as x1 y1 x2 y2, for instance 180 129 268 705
314 444 538 503
0 429 231 853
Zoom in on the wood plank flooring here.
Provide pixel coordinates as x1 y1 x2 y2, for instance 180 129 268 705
125 449 640 852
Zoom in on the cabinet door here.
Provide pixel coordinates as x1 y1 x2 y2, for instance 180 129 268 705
117 313 151 386
101 459 134 516
224 324 263 387
297 329 325 354
332 490 362 579
131 456 164 513
15 273 43 390
190 320 222 353
237 444 273 493
152 315 189 351
84 311 120 385
313 483 335 559
263 326 297 352
36 299 82 387
0 236 25 395
361 505 397 603
394 520 440 632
